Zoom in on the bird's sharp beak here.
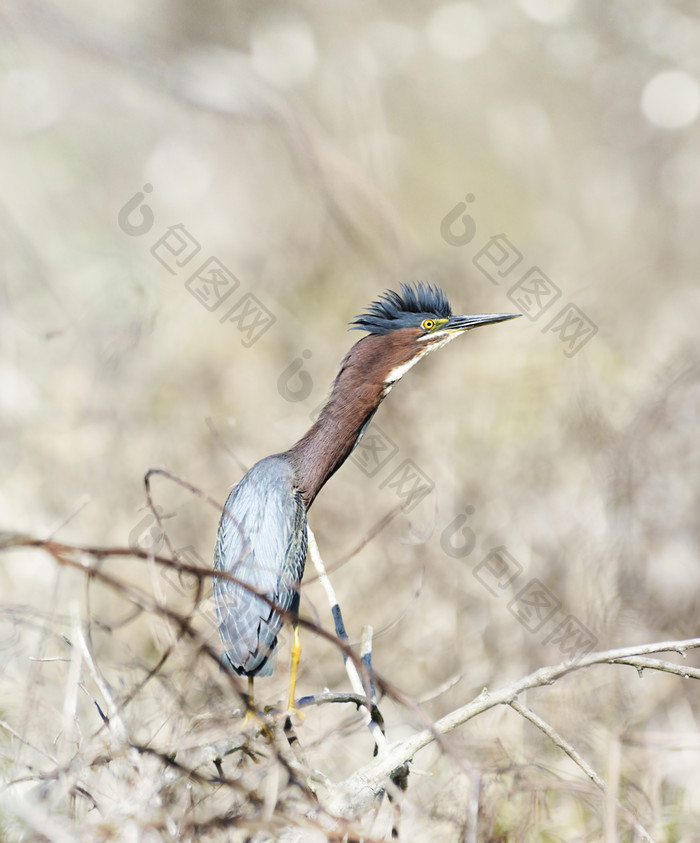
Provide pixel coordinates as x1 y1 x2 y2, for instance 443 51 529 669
445 312 521 332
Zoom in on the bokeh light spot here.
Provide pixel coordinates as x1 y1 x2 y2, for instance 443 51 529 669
426 3 490 61
641 70 700 129
250 16 317 89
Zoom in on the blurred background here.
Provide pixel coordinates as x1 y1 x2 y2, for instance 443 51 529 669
2 0 700 839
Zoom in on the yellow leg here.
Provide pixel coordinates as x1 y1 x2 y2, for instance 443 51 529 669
242 676 257 725
287 623 303 716
242 678 273 736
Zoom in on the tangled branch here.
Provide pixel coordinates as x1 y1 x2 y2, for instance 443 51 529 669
3 528 699 842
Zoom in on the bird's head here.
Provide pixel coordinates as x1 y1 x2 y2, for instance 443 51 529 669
349 283 519 386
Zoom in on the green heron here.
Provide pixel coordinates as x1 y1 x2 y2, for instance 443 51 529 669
213 283 519 713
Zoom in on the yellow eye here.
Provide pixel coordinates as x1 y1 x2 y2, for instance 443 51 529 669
422 319 435 331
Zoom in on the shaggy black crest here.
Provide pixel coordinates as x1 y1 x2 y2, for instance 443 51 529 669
350 283 452 335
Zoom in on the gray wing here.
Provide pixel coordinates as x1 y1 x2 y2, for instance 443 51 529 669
213 455 308 676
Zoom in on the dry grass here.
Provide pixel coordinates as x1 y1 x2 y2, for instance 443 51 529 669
2 2 700 839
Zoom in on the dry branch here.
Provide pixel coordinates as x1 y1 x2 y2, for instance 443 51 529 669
3 530 699 838
320 637 700 820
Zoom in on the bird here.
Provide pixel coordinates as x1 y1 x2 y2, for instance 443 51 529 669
213 283 519 715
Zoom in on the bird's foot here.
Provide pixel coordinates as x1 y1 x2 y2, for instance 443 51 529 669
241 705 272 738
286 700 306 722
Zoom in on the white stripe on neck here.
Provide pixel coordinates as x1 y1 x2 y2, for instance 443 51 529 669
384 331 458 384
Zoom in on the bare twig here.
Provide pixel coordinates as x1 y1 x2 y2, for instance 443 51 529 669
71 620 129 745
5 530 698 832
510 698 609 790
322 637 700 818
509 700 654 843
143 468 225 561
610 656 700 680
